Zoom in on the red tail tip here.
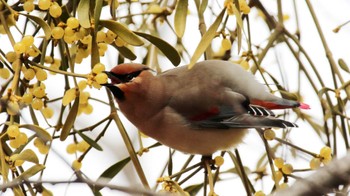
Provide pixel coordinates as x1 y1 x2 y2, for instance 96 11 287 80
299 103 310 109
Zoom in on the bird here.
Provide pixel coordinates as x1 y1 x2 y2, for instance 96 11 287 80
103 60 309 155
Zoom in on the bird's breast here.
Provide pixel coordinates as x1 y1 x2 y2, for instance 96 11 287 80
134 106 248 155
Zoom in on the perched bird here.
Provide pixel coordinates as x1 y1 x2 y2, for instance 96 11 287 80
103 60 309 155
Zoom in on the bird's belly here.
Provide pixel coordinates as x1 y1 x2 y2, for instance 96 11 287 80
158 126 248 155
138 108 248 155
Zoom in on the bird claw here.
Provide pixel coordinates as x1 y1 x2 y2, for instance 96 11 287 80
201 156 217 170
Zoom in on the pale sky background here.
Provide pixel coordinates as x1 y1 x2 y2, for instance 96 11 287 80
1 0 350 195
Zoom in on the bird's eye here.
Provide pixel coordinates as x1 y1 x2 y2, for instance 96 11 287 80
122 68 150 83
126 74 135 81
123 71 140 82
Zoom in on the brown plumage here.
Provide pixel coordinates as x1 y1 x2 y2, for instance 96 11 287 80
104 60 309 155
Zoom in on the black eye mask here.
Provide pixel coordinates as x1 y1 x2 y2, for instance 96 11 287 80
104 67 150 83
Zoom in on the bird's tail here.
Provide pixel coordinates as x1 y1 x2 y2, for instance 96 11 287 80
251 98 310 110
222 114 298 128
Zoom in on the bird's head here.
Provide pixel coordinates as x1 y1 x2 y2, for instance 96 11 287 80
103 63 153 100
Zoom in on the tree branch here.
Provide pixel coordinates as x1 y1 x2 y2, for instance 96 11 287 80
276 151 350 195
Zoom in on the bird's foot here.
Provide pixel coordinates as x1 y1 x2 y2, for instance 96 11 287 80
201 155 217 171
201 155 221 196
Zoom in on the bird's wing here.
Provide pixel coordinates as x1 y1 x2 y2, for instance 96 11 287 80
168 87 297 129
162 61 297 130
192 113 297 129
247 105 276 117
190 105 297 129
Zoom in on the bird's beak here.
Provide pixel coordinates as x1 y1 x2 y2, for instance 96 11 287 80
101 71 125 100
103 71 122 84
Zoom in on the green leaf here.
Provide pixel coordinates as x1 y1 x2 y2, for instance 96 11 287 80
94 0 103 28
110 0 118 19
29 106 39 125
135 32 181 66
19 124 52 142
184 183 203 195
96 157 131 191
17 164 45 180
10 149 39 164
279 90 298 101
188 9 225 69
264 71 299 100
233 0 244 29
174 0 188 38
77 131 103 151
111 43 137 60
59 4 71 22
19 13 51 40
100 20 144 46
232 3 243 53
338 58 350 73
92 190 103 196
77 0 91 28
60 96 80 141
